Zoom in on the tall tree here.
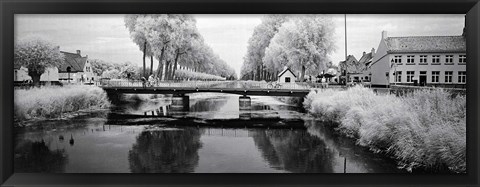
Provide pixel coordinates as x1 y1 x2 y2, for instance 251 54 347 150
125 15 154 78
14 37 64 87
264 15 336 81
241 15 287 81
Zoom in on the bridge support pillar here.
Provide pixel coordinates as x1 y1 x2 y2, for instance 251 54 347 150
106 91 123 104
239 96 251 110
171 94 189 112
239 96 251 120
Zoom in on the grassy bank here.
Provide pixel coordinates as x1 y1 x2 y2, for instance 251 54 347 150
303 86 466 173
15 85 111 121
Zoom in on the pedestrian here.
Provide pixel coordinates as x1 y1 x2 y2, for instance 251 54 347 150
141 77 147 88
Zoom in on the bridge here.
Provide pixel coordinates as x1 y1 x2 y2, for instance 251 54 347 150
100 80 317 111
99 80 311 97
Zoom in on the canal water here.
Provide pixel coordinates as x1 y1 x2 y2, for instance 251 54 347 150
14 93 405 173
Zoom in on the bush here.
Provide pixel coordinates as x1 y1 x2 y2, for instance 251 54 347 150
15 85 111 121
304 86 466 173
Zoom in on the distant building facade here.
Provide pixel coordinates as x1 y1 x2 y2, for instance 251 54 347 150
370 31 466 88
58 50 95 83
278 67 296 83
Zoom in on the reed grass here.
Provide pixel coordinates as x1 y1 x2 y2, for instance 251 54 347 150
15 85 111 121
304 86 466 173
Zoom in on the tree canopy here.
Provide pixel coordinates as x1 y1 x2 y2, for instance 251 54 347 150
125 14 236 81
241 14 336 82
14 37 64 86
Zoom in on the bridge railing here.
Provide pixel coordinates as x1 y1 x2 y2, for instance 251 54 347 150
99 79 312 90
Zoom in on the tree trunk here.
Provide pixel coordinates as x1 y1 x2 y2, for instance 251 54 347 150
150 56 154 75
29 72 41 87
165 60 171 80
156 46 166 80
143 41 146 78
157 56 164 81
172 50 181 81
301 65 306 82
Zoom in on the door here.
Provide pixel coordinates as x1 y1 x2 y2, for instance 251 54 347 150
419 76 426 86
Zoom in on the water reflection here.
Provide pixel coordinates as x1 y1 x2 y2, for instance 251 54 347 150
14 93 405 173
252 129 335 173
128 127 203 173
14 139 68 173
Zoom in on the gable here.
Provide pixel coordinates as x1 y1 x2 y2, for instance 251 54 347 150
278 68 297 78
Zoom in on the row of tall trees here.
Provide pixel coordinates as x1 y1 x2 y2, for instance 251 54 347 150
240 14 336 82
125 14 236 81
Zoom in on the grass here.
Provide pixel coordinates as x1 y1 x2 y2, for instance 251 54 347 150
303 86 466 173
15 85 111 121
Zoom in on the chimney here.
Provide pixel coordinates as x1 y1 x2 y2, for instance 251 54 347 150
363 51 366 56
371 48 375 56
462 15 466 37
382 31 388 39
76 50 81 55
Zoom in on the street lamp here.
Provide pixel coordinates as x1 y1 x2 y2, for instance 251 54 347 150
67 67 71 84
390 59 397 86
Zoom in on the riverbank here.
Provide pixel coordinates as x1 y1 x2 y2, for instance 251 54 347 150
303 86 466 173
14 85 111 124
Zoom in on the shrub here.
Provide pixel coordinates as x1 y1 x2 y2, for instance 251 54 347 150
14 85 111 121
304 86 466 173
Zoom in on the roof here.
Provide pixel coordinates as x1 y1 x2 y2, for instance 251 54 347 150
358 52 374 69
339 55 365 74
278 68 296 78
59 51 87 73
384 36 466 53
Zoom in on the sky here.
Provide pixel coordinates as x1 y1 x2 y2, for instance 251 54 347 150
15 14 465 77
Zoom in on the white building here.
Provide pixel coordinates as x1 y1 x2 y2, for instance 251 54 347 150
58 50 95 83
277 67 296 83
370 31 466 88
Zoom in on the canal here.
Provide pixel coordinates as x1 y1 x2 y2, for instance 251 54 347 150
14 93 405 173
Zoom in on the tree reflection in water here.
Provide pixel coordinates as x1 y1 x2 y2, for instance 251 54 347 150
128 127 202 173
14 139 68 173
252 129 335 173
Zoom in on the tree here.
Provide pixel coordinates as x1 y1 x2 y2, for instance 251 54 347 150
125 15 154 78
241 15 287 81
264 15 336 81
14 37 64 87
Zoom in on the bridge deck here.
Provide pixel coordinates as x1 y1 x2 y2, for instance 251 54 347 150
100 80 313 97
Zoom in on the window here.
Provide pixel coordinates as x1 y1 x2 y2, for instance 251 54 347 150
445 71 453 83
406 71 414 82
432 71 440 83
394 55 402 64
419 55 428 64
458 71 466 83
406 55 415 64
395 71 402 82
432 55 440 64
459 55 466 64
445 55 453 64
285 77 291 83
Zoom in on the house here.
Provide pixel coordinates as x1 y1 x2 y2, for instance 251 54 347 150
358 48 375 82
58 50 95 83
277 67 296 83
339 55 364 82
370 31 466 88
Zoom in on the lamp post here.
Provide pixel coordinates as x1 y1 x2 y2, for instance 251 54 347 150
390 59 397 86
67 67 71 84
344 14 348 86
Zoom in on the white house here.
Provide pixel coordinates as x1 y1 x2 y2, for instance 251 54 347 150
58 50 95 83
277 67 296 83
370 31 466 88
